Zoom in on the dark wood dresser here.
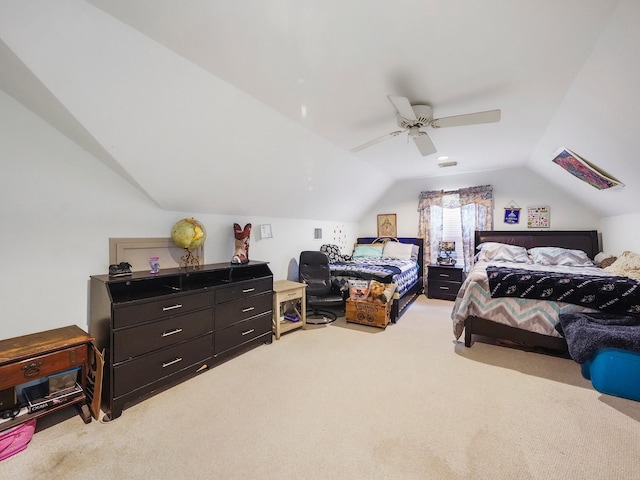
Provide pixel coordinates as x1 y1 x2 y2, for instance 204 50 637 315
89 261 273 420
427 264 465 301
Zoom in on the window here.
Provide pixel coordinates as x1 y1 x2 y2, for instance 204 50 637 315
418 185 493 272
441 206 465 269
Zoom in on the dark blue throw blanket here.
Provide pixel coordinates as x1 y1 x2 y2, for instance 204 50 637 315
486 266 640 316
557 312 640 363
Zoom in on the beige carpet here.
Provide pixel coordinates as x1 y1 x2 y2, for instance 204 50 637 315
1 295 639 479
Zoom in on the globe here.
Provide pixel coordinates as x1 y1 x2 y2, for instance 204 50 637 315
171 218 206 251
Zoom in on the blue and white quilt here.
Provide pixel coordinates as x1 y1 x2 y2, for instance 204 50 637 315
329 259 419 298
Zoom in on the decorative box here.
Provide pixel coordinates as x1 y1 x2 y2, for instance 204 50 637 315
345 299 391 329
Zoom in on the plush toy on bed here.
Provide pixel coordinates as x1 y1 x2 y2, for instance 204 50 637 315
231 223 252 264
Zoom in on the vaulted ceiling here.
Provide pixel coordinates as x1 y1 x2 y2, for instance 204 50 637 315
1 0 638 221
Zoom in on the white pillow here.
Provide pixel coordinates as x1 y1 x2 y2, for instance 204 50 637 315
382 241 414 260
476 242 531 263
528 247 594 267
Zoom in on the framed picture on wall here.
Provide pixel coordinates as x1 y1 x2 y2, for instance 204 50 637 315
377 214 397 237
527 206 550 228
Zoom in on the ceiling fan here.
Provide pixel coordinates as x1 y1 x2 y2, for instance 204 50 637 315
352 95 501 156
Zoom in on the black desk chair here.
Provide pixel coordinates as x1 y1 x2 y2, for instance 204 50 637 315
299 251 344 324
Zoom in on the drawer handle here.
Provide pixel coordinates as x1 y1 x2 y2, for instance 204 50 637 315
22 361 43 378
241 329 255 336
242 306 255 313
242 288 256 293
439 286 451 290
162 304 183 311
162 328 183 337
438 273 451 278
162 357 183 368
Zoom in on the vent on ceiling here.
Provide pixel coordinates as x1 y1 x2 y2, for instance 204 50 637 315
438 161 458 168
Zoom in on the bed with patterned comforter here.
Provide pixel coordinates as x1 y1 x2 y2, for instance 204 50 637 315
327 237 424 322
451 261 616 341
330 258 419 298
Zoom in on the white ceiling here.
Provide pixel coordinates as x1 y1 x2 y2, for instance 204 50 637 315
2 0 639 221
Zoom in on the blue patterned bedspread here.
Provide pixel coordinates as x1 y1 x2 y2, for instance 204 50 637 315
329 259 419 297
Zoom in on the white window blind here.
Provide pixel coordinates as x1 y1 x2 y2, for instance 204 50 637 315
442 207 465 268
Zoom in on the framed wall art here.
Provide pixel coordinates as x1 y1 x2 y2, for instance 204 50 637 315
527 206 550 229
552 147 624 190
377 214 397 237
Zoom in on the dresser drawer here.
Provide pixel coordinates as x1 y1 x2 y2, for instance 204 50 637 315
214 292 272 329
113 308 213 363
113 334 211 397
113 290 213 329
215 277 272 305
0 345 87 390
214 314 271 355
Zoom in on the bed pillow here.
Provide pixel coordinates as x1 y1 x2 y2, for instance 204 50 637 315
320 244 351 263
528 247 594 267
382 241 414 260
410 244 420 262
475 242 531 263
603 251 640 281
366 280 396 305
352 244 383 258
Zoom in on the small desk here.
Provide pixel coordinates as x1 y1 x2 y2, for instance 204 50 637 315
0 325 93 432
272 280 306 340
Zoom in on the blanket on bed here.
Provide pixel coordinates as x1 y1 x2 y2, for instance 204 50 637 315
557 312 640 363
486 266 640 316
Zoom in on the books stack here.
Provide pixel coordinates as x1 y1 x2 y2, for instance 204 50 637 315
22 382 83 414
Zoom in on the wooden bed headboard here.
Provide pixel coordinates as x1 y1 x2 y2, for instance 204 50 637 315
356 237 425 276
474 230 600 259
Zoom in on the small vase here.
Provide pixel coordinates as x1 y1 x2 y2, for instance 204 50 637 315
149 257 160 274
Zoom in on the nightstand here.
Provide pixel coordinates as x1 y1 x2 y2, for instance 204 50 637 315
272 280 307 340
427 264 465 300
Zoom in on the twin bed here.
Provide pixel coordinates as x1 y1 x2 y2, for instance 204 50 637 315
328 237 424 322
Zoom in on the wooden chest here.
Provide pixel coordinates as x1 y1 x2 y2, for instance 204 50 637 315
345 299 391 329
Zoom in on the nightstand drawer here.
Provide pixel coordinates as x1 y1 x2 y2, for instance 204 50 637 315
429 267 464 282
428 280 461 300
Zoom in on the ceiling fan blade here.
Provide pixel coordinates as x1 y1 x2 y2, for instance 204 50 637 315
431 109 501 128
412 132 437 156
351 130 404 153
387 95 417 121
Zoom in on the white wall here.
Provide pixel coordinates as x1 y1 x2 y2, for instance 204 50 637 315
599 213 640 256
358 167 601 238
0 91 357 340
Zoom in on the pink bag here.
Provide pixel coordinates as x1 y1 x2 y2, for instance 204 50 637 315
0 419 36 461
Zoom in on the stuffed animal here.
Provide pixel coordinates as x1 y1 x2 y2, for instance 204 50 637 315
231 223 252 264
367 280 388 304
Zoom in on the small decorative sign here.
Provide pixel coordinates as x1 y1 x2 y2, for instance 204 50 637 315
503 201 521 224
527 206 550 228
